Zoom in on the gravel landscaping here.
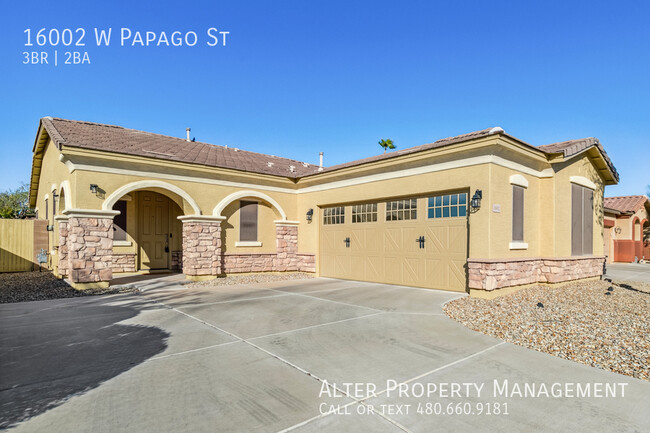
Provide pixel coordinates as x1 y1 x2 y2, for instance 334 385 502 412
444 279 650 381
0 272 139 304
186 272 314 289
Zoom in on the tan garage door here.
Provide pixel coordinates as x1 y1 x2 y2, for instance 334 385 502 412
319 194 468 292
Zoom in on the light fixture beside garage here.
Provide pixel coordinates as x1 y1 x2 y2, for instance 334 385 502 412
306 208 314 222
90 184 99 194
471 189 482 211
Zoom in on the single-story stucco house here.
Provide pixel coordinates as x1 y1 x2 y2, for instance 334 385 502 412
603 195 650 263
28 117 619 297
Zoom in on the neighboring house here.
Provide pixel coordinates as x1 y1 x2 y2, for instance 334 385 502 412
28 117 619 297
603 195 650 263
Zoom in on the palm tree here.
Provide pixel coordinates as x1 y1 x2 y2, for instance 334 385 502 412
379 138 395 154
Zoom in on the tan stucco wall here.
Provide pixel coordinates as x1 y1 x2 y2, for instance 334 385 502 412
33 139 76 271
221 200 279 254
32 133 612 276
550 153 605 257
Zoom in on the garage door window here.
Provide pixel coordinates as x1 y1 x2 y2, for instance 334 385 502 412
323 206 345 225
386 199 417 221
352 203 377 223
428 193 467 219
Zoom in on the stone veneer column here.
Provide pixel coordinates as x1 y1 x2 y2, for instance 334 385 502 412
274 222 299 271
63 210 119 288
180 216 224 280
55 216 69 277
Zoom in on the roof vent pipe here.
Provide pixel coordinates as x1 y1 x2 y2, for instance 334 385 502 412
186 128 191 142
319 152 324 168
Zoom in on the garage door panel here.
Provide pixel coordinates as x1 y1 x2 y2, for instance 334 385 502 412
403 257 424 285
384 256 402 283
383 229 402 253
365 256 382 280
425 226 446 255
402 227 422 254
335 255 351 278
351 229 365 251
448 259 467 291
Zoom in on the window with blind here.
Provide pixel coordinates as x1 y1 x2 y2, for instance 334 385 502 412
571 184 594 256
240 201 258 241
112 200 128 241
512 186 524 242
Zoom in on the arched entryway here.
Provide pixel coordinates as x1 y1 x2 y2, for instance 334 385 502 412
102 180 207 275
110 190 185 273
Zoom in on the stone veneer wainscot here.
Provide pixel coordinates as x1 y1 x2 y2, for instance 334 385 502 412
468 256 606 292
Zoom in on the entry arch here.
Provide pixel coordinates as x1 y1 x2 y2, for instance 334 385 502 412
213 190 288 220
102 180 202 215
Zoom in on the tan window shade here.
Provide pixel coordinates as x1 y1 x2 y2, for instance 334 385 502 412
113 201 128 241
240 201 258 242
571 184 593 256
582 188 593 254
512 186 524 242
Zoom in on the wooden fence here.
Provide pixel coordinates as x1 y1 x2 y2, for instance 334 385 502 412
0 219 48 272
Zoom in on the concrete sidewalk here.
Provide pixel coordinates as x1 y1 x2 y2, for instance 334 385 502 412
1 277 648 432
605 263 650 283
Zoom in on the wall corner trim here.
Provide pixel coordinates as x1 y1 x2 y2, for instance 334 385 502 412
235 241 263 247
509 241 529 250
178 215 226 223
570 176 597 190
274 220 300 226
61 208 120 218
509 174 529 188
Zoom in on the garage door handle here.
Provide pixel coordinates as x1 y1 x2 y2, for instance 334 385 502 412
416 236 425 249
344 237 350 248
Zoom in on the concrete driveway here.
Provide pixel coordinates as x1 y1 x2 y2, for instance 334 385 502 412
1 276 649 432
605 262 650 283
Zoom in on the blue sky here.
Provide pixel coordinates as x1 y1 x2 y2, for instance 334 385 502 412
1 0 648 196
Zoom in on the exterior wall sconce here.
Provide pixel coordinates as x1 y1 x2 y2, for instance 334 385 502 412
471 189 482 211
614 227 621 234
306 208 314 222
90 184 99 194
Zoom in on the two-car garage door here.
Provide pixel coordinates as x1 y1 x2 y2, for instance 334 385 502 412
319 194 468 292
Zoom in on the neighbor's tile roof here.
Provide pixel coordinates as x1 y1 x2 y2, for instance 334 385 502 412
40 117 318 177
603 195 649 213
538 137 619 182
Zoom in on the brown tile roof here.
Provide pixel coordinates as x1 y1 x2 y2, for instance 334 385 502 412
538 137 619 182
41 117 319 177
603 195 649 213
312 127 501 175
38 118 618 183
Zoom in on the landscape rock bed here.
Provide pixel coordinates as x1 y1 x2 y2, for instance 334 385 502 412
0 272 138 304
444 279 650 381
186 272 314 288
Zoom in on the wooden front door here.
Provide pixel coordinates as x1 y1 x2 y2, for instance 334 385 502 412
139 191 170 270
